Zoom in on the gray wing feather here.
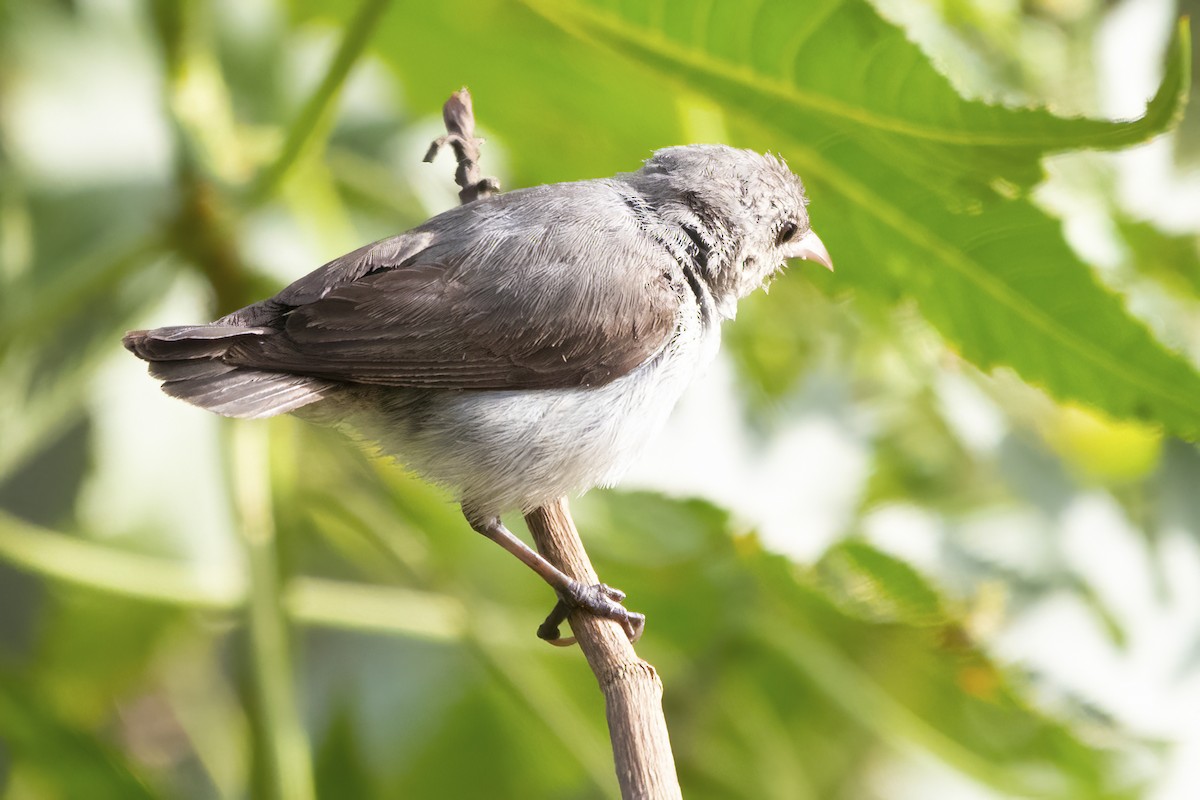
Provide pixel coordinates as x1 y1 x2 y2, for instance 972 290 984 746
223 182 683 390
126 179 683 414
219 233 437 327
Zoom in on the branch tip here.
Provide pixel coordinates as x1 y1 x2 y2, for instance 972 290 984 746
423 87 499 203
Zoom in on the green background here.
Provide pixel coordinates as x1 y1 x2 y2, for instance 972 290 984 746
2 0 1199 797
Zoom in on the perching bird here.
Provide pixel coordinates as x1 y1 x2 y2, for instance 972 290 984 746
124 144 832 642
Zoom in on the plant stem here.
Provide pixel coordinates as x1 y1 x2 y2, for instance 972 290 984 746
525 500 682 800
230 421 315 800
250 0 393 203
0 508 239 609
0 508 478 640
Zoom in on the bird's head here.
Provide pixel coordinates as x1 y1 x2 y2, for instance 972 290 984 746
633 144 832 318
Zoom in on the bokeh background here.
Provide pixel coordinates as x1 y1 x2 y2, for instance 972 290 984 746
2 0 1199 798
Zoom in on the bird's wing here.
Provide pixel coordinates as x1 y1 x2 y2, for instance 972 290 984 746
222 184 685 390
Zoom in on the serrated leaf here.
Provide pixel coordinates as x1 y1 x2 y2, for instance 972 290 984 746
523 0 1200 438
816 158 1200 434
526 0 1189 195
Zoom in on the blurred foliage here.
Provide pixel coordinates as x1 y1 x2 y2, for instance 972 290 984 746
1 0 1198 798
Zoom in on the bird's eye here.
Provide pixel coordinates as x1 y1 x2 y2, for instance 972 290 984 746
776 221 798 245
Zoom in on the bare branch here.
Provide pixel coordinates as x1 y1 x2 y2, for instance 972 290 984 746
525 500 682 800
423 88 501 205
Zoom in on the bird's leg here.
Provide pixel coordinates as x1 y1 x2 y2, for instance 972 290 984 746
463 511 645 646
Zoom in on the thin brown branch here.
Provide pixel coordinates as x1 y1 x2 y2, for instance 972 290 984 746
423 88 501 204
424 89 682 799
525 500 682 800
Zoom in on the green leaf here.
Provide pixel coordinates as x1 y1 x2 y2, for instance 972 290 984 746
0 670 159 800
811 170 1200 433
522 0 1200 437
1115 214 1200 299
313 704 379 800
289 0 688 185
817 539 948 627
574 491 1150 800
525 0 1189 195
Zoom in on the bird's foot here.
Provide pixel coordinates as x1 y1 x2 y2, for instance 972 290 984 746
537 582 645 647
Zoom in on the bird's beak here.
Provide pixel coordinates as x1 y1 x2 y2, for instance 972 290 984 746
791 230 833 271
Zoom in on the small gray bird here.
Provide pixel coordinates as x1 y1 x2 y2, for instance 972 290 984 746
124 144 832 642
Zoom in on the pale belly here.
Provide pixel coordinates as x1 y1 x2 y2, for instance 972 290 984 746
336 321 720 515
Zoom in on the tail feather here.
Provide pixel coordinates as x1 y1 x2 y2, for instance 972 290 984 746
124 326 334 419
124 325 267 360
148 359 238 382
160 370 329 418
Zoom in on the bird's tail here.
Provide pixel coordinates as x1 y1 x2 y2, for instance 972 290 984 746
123 325 333 419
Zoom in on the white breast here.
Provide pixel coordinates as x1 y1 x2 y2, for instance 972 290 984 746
354 306 722 516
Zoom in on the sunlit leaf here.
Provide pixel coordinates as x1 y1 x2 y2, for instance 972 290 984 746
518 0 1200 438
817 538 948 627
525 0 1187 196
1114 215 1200 299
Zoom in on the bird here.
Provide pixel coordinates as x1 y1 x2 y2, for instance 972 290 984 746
124 144 832 643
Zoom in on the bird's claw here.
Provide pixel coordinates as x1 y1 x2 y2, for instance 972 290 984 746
536 581 645 646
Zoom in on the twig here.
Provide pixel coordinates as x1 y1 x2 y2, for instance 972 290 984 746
425 88 681 800
525 501 682 800
423 88 501 204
